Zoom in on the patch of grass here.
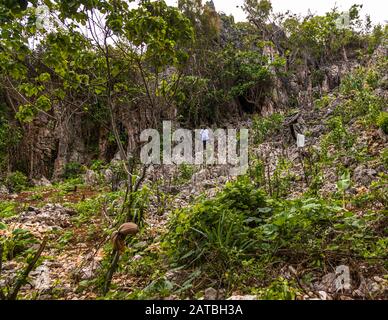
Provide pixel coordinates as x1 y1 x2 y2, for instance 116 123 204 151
27 192 44 201
252 113 284 144
70 197 102 225
1 226 38 260
56 230 75 248
381 148 388 168
259 278 299 300
55 177 84 192
0 200 18 218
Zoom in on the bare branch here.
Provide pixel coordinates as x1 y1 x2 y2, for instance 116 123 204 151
7 236 48 300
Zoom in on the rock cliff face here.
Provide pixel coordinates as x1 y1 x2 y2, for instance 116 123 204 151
5 58 361 179
3 17 384 180
17 116 56 178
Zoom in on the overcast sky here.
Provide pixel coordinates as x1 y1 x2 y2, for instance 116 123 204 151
165 0 388 25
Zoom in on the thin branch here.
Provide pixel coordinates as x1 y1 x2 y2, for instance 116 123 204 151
7 236 48 300
103 249 120 296
134 164 149 192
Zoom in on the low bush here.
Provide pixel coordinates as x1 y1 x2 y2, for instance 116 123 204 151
163 176 387 294
0 201 18 219
377 111 388 134
257 277 299 300
326 116 354 149
4 171 29 193
70 196 102 225
63 162 85 179
0 225 38 260
163 176 267 274
174 163 195 185
252 113 284 144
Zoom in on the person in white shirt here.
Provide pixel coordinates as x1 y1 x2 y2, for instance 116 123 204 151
200 126 210 150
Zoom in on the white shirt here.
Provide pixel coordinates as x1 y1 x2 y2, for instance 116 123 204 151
200 129 209 142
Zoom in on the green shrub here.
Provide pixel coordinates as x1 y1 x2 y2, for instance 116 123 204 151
174 163 195 185
365 69 380 89
272 157 293 198
71 196 102 225
252 113 284 144
335 67 384 126
258 277 298 300
256 198 342 255
257 196 386 261
54 177 83 194
125 186 151 227
90 159 107 171
336 170 351 209
5 171 29 193
162 176 386 295
219 176 267 212
314 94 332 110
63 162 84 179
0 201 17 218
377 111 388 134
248 156 266 187
340 68 365 95
164 177 267 271
326 116 354 149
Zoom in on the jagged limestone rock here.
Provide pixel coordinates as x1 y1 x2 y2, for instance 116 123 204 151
83 169 99 186
0 185 9 195
204 287 218 300
32 176 52 187
18 204 76 229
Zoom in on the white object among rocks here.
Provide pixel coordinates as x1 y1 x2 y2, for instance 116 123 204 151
297 134 305 148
